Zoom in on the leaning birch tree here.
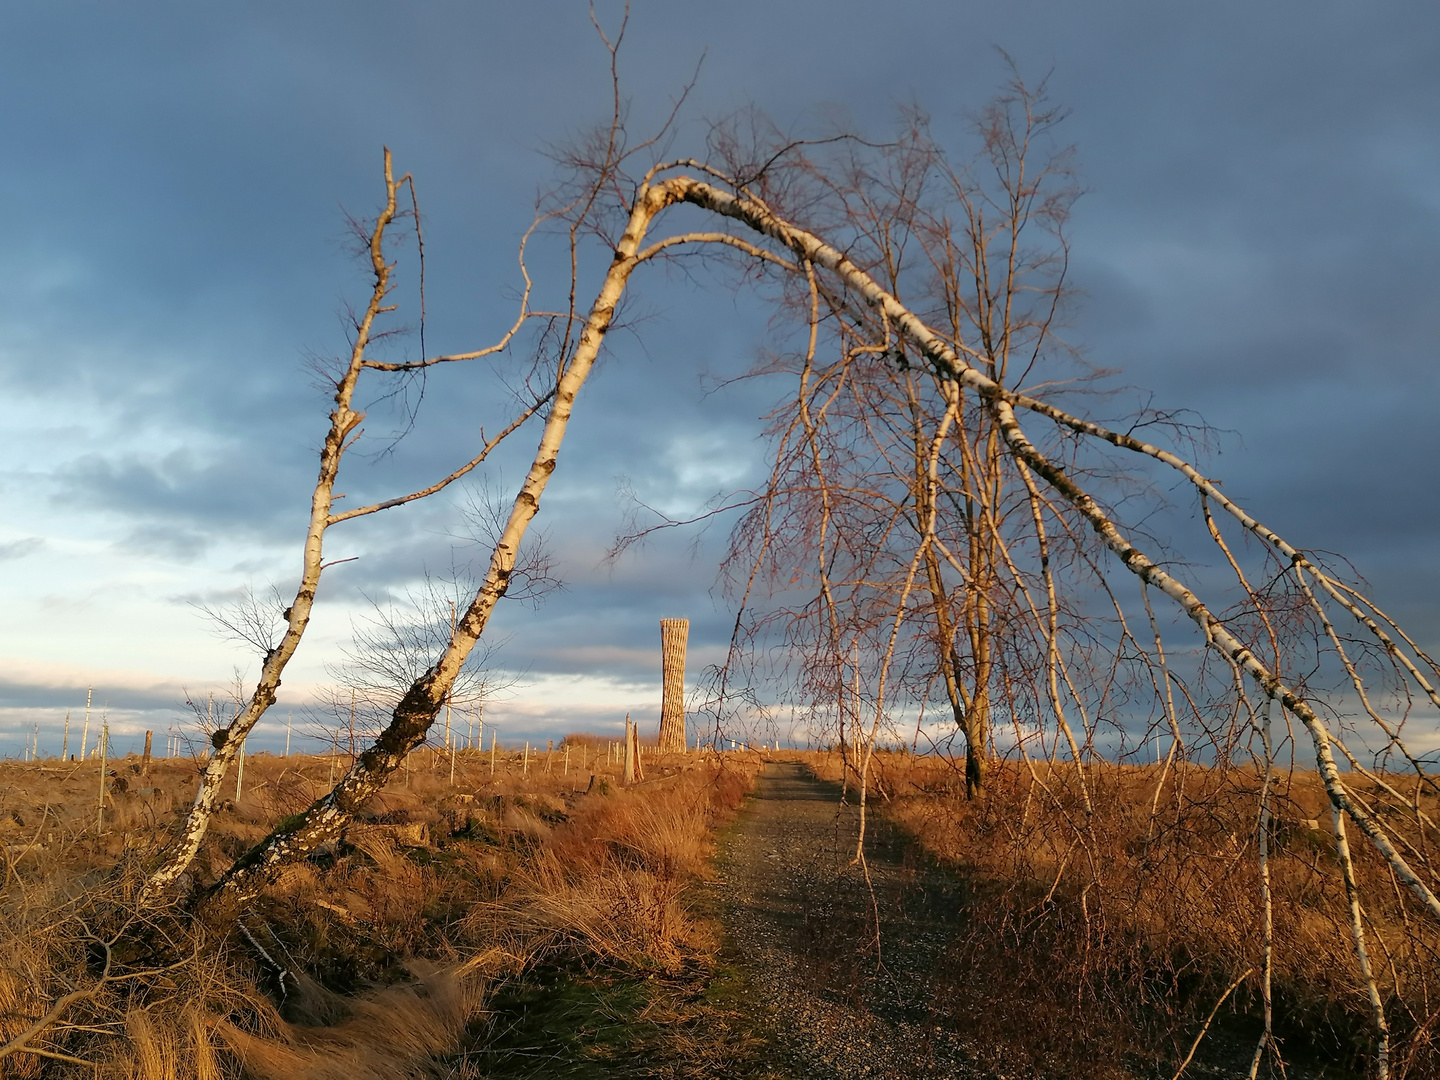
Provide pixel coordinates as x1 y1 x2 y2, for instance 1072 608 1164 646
141 150 552 900
596 87 1436 1073
195 33 799 903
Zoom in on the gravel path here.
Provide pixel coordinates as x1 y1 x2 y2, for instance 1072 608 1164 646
706 760 982 1080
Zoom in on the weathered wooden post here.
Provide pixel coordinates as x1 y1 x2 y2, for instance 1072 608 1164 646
623 715 636 785
80 687 92 760
142 729 153 776
658 618 688 753
96 718 108 831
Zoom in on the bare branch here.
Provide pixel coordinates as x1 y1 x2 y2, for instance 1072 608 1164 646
327 388 556 525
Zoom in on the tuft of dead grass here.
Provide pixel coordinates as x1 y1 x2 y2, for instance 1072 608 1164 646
0 750 757 1077
217 963 479 1080
492 775 742 971
802 750 1440 1078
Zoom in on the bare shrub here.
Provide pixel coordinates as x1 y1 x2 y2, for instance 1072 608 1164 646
806 751 1440 1076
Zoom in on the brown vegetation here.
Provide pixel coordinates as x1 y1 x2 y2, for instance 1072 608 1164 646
800 750 1440 1078
0 748 756 1077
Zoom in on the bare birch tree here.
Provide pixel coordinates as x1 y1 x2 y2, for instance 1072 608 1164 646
141 151 551 900
197 23 789 903
660 154 1437 1077
584 81 1438 1073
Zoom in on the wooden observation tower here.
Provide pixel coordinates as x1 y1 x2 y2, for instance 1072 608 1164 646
658 618 688 752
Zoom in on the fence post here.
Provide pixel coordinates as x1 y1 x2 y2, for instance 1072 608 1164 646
623 715 636 785
80 687 92 760
97 719 108 831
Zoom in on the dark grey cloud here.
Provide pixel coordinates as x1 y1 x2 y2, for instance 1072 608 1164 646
55 450 308 549
0 676 181 715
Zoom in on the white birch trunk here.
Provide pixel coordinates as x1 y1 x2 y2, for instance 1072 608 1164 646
138 160 401 902
209 178 690 903
140 152 542 904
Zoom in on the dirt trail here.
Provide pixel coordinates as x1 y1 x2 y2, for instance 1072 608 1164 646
461 759 975 1080
467 760 1321 1078
705 760 980 1079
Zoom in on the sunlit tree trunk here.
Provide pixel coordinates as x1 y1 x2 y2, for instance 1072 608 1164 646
142 152 542 903
210 177 695 903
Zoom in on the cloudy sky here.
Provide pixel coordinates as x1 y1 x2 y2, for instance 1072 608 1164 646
1 2 1436 756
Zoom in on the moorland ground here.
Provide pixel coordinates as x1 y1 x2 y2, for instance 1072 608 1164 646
1 746 1430 1077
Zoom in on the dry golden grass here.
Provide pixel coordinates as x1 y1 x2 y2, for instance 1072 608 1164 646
799 750 1440 1077
0 746 757 1077
496 769 749 970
